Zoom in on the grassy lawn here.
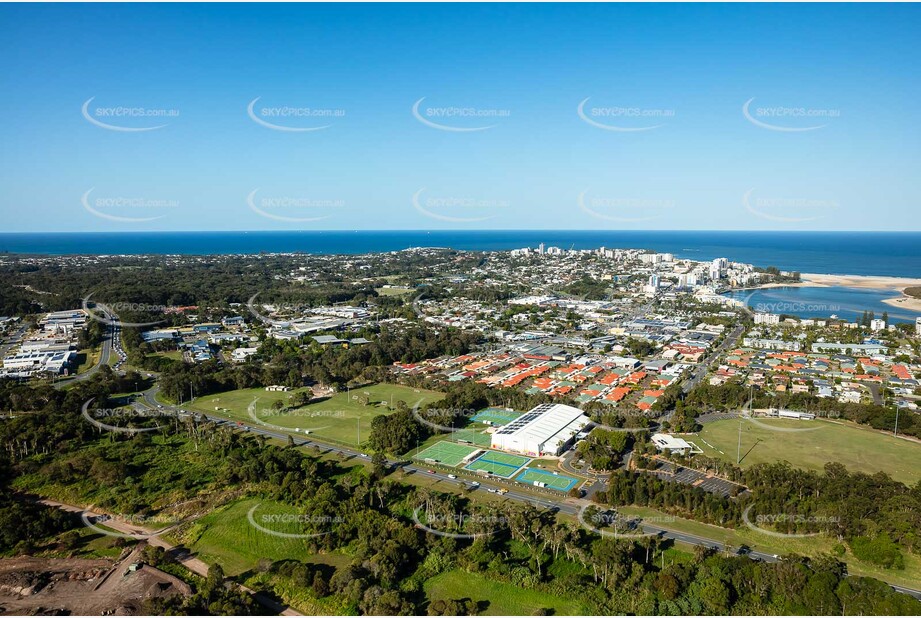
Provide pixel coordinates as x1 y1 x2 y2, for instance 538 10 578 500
185 383 443 447
424 569 589 615
173 498 342 576
620 505 921 591
75 346 100 373
694 417 921 485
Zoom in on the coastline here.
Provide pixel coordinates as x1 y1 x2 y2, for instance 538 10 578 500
748 273 921 313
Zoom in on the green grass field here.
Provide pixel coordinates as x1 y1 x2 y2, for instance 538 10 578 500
695 417 921 486
184 383 444 447
174 498 335 576
415 441 481 466
424 569 589 615
452 427 492 447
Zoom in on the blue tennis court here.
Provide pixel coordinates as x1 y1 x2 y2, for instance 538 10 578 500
514 468 580 491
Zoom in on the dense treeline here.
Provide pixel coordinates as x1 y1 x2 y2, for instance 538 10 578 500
603 459 921 569
1 373 920 615
154 327 479 403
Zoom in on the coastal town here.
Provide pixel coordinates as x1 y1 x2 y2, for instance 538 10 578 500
2 243 921 615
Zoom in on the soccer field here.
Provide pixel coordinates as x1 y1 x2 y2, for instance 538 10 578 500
697 417 921 486
452 427 492 447
471 408 522 426
185 383 444 446
465 451 531 477
415 441 482 466
515 468 580 491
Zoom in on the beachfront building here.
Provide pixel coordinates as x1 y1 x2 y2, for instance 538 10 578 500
754 313 781 325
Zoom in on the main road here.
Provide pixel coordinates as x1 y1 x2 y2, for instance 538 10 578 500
132 385 921 600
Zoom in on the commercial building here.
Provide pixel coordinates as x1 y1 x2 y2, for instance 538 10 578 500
490 403 590 457
651 433 703 455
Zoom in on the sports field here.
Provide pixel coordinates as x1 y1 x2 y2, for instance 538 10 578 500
415 441 481 466
471 408 522 426
697 417 921 486
184 383 444 447
452 427 492 447
515 468 580 491
465 451 531 478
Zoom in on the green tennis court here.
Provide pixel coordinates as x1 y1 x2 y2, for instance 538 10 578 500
452 428 492 447
415 441 481 466
471 408 522 426
465 451 531 478
515 468 580 491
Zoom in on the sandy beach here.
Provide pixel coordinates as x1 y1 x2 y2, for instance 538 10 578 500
753 273 921 313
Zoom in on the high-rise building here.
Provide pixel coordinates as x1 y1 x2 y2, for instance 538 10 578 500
915 317 921 336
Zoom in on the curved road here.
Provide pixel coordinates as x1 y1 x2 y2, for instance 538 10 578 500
130 386 921 600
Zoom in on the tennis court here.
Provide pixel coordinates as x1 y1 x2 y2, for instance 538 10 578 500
452 428 492 447
515 468 580 491
471 407 522 426
415 441 481 466
465 451 531 478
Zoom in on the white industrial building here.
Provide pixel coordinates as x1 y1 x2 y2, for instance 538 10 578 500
490 403 590 457
651 433 703 455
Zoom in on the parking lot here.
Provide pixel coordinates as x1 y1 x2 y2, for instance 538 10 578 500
651 460 746 498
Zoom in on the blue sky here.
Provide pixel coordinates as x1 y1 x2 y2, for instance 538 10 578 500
1 3 919 232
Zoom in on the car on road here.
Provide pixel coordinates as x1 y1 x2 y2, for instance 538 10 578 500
426 469 436 474
447 474 457 479
470 481 480 487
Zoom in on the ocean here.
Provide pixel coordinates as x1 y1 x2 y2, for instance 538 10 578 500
723 286 919 325
1 230 920 278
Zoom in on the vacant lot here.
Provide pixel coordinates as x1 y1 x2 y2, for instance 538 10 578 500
186 383 444 446
424 569 589 615
696 417 921 485
176 498 337 576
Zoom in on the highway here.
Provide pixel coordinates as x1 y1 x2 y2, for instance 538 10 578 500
128 386 921 600
90 302 920 602
53 307 115 388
